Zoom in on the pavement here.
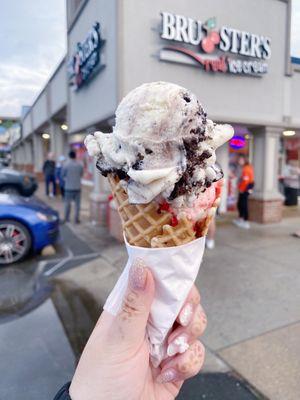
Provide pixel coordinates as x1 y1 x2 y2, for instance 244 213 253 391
0 299 75 400
197 214 300 400
1 181 299 399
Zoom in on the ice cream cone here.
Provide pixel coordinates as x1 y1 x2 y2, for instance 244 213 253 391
108 174 219 248
87 82 233 367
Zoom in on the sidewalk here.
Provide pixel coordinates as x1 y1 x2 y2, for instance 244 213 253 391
49 205 300 399
0 299 75 400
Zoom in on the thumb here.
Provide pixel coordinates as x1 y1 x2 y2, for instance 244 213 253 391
114 258 155 347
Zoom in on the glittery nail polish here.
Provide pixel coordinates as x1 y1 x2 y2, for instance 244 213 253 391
129 258 147 290
167 335 189 357
156 368 178 383
179 303 193 326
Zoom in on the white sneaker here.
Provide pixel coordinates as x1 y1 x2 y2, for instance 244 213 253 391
242 221 250 229
206 239 215 249
233 218 243 227
49 193 54 198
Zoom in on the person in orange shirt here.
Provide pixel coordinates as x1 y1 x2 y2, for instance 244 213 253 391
233 155 254 229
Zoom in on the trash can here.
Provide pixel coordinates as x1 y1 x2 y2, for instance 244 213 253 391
284 186 298 206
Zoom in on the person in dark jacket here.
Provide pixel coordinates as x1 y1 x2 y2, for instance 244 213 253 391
233 155 254 229
282 160 300 206
62 150 83 223
55 155 66 197
43 152 56 197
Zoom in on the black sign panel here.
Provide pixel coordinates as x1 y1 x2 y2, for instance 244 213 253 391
68 22 105 90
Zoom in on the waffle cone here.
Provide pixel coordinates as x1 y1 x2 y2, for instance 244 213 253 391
108 174 219 248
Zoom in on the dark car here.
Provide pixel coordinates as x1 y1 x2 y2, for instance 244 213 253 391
0 194 59 265
0 168 38 196
0 158 9 168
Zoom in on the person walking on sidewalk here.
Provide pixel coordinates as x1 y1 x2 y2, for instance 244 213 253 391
233 155 254 229
282 160 300 206
43 152 56 197
56 155 66 198
62 150 83 224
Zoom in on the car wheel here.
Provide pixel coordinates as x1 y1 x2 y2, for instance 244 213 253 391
0 220 32 265
0 185 20 195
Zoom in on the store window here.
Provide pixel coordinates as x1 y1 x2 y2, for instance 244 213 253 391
280 136 300 205
227 126 253 210
284 137 300 163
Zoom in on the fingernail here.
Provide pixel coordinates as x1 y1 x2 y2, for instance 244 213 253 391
129 258 147 290
167 335 189 357
179 303 193 326
156 368 178 383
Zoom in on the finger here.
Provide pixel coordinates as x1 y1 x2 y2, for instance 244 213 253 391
166 304 207 357
188 304 207 339
177 285 200 327
112 258 155 347
157 341 205 384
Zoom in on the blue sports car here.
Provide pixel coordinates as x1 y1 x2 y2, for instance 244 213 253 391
0 194 59 265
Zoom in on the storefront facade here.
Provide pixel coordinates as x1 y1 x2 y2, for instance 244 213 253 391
12 0 300 223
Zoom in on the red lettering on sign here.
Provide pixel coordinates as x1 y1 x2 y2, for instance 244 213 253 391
203 56 227 72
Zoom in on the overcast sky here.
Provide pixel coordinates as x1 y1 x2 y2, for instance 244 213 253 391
0 0 299 118
0 0 66 118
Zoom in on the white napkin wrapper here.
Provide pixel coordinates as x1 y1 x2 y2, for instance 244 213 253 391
103 236 206 367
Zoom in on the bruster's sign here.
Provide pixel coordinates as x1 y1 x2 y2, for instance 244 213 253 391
159 12 271 76
68 22 105 90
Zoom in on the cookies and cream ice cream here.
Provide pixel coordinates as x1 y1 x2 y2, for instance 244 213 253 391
85 81 233 218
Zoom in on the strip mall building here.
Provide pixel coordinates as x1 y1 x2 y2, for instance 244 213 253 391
11 0 300 223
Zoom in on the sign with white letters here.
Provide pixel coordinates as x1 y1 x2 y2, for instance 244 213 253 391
159 12 271 76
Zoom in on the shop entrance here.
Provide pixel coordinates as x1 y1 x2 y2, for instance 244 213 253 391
227 126 253 211
281 135 300 206
69 133 94 185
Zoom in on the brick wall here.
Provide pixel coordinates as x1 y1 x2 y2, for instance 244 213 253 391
249 198 283 223
24 164 34 173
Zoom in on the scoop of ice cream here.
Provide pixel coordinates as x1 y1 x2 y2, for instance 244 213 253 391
85 81 233 207
172 180 222 221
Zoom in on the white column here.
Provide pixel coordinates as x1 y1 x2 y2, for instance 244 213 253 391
50 122 56 154
33 133 44 173
88 123 111 225
216 143 229 213
252 126 283 200
89 162 110 225
12 145 22 169
49 120 68 158
249 126 283 223
19 143 27 168
30 139 34 165
12 147 18 167
23 140 32 168
11 147 17 166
